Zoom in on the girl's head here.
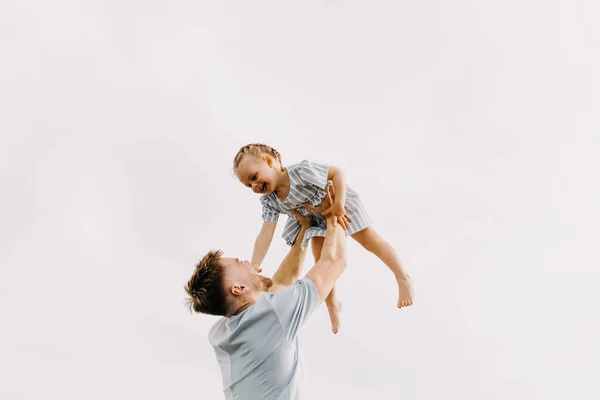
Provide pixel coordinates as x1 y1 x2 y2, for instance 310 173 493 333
233 143 284 194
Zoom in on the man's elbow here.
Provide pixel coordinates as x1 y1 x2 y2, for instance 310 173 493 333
330 257 347 272
309 258 347 301
333 243 347 265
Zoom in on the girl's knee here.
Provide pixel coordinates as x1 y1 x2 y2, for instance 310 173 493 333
311 236 324 249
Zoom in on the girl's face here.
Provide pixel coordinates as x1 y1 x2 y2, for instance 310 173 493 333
236 154 279 194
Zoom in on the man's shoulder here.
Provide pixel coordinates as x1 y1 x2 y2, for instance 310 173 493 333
207 316 228 344
209 298 285 347
267 278 318 306
292 277 317 291
208 296 278 333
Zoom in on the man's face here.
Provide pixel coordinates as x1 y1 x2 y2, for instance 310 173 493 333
221 257 273 295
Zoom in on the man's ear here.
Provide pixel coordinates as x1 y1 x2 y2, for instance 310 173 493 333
231 284 247 296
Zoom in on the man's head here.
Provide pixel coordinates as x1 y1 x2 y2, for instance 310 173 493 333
185 250 273 316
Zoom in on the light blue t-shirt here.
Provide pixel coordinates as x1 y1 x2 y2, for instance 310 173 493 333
208 278 321 400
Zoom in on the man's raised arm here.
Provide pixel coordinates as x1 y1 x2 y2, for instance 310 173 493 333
305 214 347 302
269 218 311 293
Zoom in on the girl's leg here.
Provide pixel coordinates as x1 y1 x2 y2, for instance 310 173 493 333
351 227 414 308
311 236 342 334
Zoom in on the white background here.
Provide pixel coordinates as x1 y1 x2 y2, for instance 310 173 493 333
1 1 599 399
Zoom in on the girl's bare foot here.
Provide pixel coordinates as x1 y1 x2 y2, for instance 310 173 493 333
397 276 414 308
326 300 343 334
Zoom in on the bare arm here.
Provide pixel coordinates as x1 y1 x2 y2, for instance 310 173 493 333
321 166 353 230
270 221 310 293
251 221 277 269
305 214 347 302
327 166 347 206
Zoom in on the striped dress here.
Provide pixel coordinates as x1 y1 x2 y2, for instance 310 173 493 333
260 159 372 250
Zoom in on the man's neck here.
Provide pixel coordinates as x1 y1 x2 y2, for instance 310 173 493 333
228 292 266 316
230 302 253 316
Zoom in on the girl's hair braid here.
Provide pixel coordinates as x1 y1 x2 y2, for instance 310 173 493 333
233 143 285 172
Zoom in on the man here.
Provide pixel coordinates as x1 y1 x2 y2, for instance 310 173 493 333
185 188 347 399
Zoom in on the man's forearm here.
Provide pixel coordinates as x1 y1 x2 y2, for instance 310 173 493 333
271 226 309 288
319 216 346 262
305 217 347 301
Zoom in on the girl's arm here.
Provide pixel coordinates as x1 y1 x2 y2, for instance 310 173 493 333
327 166 347 206
251 221 277 269
324 166 352 230
296 159 350 229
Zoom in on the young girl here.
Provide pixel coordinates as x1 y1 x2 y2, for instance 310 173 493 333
233 143 414 334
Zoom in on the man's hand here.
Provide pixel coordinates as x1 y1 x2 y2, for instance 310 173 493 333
290 209 312 230
303 183 352 229
323 201 351 230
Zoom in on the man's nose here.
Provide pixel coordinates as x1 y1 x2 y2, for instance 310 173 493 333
252 183 260 192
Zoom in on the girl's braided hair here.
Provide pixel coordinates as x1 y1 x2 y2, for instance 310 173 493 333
233 143 285 172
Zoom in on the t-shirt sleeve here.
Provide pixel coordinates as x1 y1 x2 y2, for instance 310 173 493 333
260 196 280 222
296 159 329 189
269 278 321 342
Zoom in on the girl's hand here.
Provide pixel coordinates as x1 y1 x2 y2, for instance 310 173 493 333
302 184 352 229
251 263 263 273
302 184 334 216
323 201 352 230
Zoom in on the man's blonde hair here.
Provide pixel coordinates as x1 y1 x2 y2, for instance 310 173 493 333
184 250 228 316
